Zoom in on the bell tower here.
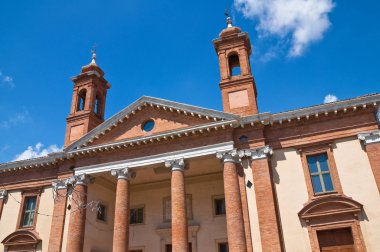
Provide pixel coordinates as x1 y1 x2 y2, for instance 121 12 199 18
213 15 258 116
64 51 111 147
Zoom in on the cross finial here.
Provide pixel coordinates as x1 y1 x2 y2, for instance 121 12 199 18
91 44 97 64
225 9 232 28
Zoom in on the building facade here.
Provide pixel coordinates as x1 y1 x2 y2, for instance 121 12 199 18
0 18 380 252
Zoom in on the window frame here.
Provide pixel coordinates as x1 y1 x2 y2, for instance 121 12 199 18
130 205 145 225
215 239 229 252
300 144 343 198
17 189 41 230
96 203 107 223
212 195 226 217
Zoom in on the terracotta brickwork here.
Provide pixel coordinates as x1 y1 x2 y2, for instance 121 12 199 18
223 161 247 252
113 178 130 252
171 169 189 252
47 188 67 252
66 184 87 252
0 198 4 220
251 158 282 251
365 142 380 193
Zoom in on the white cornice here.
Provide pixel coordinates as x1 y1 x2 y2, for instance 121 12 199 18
238 146 273 160
74 141 234 175
358 130 380 145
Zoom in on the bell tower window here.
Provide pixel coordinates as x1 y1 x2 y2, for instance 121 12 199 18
77 89 87 111
94 95 102 116
228 54 241 77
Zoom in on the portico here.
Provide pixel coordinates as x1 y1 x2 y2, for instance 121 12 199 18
53 142 272 252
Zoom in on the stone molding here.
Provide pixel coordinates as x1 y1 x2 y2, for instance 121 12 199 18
358 130 380 145
165 158 186 172
216 149 240 163
111 168 136 180
238 146 273 160
0 190 7 200
64 174 92 187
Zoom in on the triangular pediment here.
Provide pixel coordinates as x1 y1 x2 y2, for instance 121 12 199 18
66 96 237 150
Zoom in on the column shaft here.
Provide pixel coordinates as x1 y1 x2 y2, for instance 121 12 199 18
66 184 87 252
0 198 4 220
113 178 130 252
251 158 282 251
223 162 247 252
171 170 188 252
48 188 67 252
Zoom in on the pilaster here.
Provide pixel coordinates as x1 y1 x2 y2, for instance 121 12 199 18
240 146 282 252
0 190 7 220
358 130 380 193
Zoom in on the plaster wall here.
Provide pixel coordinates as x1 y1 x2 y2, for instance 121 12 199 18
242 159 262 252
83 181 116 252
0 191 22 252
334 138 380 251
0 188 54 252
271 149 312 252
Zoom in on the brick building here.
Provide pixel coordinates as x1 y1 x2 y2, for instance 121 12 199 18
0 17 380 252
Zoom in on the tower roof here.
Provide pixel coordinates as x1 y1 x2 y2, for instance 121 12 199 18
81 49 104 77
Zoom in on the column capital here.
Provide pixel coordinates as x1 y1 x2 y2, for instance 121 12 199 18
111 168 136 180
66 174 92 186
358 130 380 145
52 179 68 190
165 158 185 172
216 149 240 163
238 146 273 160
0 190 7 200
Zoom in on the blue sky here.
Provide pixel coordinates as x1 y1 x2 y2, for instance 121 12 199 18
0 0 379 162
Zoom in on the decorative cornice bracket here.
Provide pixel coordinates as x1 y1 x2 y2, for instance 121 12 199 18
358 130 380 145
165 158 186 172
111 168 136 180
238 146 273 160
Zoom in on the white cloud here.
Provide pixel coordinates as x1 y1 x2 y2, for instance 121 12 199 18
0 71 15 88
13 143 63 161
324 94 338 103
235 0 335 57
0 110 31 129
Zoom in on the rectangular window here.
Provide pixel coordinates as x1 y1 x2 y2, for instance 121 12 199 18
214 197 226 216
97 204 107 222
21 196 37 227
130 207 144 224
218 242 229 252
307 153 334 194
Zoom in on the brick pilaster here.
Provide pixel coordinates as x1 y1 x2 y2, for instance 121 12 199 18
251 158 282 251
217 151 247 252
111 168 133 252
48 180 68 252
358 131 380 193
166 159 189 252
66 174 91 252
0 190 7 220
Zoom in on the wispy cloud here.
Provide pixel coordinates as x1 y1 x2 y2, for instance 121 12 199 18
0 110 31 129
0 71 15 88
235 0 335 58
13 143 63 161
324 94 338 103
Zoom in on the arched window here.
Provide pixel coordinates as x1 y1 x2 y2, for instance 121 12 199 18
94 95 102 116
228 54 241 77
77 89 86 111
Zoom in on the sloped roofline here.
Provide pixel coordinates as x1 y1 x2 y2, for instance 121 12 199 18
0 93 379 172
65 96 239 151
